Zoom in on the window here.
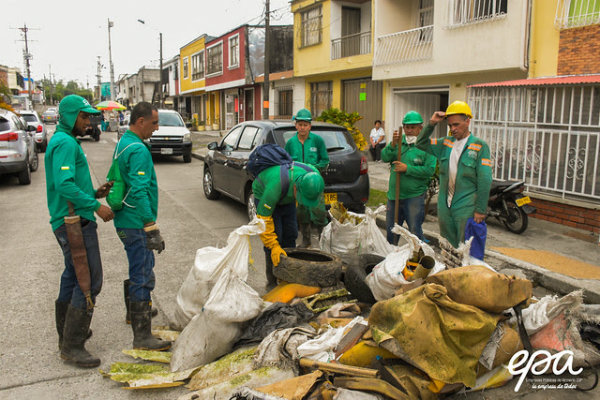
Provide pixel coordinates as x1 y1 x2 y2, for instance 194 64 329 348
278 89 293 117
182 57 189 79
238 126 260 150
191 51 204 81
207 43 223 76
448 0 507 27
310 81 332 118
229 35 239 68
555 0 600 28
222 125 242 151
301 6 322 47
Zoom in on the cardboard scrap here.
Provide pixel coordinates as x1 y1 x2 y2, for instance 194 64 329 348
255 370 323 399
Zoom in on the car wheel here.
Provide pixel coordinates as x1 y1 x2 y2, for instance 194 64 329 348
343 253 383 304
203 167 220 200
275 248 343 287
18 157 32 185
183 151 192 163
246 188 256 221
30 150 39 172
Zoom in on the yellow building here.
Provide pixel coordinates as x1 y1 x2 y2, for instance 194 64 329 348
179 34 210 126
292 0 380 135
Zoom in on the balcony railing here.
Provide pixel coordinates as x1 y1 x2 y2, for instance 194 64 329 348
555 0 600 28
331 31 371 60
374 25 433 67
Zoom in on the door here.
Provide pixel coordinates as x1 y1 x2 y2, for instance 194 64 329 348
341 7 361 58
342 78 383 138
224 125 261 198
392 90 449 136
244 89 254 122
212 125 243 194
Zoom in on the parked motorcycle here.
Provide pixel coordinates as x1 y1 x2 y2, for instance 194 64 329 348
487 180 536 234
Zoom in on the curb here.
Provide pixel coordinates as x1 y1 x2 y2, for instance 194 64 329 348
192 152 205 162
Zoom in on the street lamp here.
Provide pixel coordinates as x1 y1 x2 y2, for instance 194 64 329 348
137 19 163 107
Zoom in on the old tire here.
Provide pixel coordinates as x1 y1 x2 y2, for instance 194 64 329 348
343 253 384 304
275 248 342 287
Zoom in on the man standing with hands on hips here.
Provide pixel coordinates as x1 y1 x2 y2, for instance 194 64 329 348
112 102 170 351
416 101 493 248
46 95 114 368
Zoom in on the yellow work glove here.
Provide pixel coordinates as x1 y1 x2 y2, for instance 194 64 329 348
270 245 287 267
257 215 287 266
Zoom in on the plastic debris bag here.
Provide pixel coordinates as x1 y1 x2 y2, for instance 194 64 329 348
320 205 393 265
173 219 264 329
297 316 366 363
365 225 445 301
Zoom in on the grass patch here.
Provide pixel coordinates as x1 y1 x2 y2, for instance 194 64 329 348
367 188 388 208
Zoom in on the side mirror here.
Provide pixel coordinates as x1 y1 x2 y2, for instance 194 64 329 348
207 142 218 151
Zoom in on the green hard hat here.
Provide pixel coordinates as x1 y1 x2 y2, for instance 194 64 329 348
294 108 313 122
297 172 324 208
402 111 424 125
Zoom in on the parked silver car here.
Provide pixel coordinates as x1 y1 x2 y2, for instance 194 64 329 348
0 109 39 184
20 110 48 152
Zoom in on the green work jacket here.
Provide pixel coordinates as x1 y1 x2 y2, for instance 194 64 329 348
113 130 158 229
416 125 493 214
381 136 437 200
284 132 329 172
45 131 101 231
253 162 318 217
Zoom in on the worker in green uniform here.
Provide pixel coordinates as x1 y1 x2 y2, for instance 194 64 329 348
284 108 329 247
254 161 325 289
46 95 114 368
382 111 437 244
416 101 493 248
113 102 170 351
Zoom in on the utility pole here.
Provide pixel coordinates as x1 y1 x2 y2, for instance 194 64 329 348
19 24 33 105
108 19 115 101
159 32 163 107
263 0 270 120
48 64 54 105
96 56 103 100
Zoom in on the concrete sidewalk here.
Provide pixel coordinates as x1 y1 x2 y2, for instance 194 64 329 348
191 130 600 301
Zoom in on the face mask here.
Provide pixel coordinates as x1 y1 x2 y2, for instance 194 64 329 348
405 135 417 144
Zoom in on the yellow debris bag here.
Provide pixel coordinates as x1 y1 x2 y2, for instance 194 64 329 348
338 341 398 368
369 284 499 387
262 282 321 303
425 265 532 313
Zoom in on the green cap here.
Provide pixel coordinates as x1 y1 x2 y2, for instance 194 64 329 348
59 95 100 116
293 108 312 122
402 111 423 125
297 172 324 208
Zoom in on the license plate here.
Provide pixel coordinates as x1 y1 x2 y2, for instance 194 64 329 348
324 192 337 205
516 196 531 207
160 148 173 155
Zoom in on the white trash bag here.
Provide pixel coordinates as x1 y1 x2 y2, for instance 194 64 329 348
173 219 264 329
365 225 445 301
319 205 393 265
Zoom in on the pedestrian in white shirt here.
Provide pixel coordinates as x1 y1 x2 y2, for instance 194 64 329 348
369 120 386 161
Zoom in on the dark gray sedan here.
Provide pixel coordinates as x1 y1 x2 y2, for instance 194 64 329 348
203 120 369 220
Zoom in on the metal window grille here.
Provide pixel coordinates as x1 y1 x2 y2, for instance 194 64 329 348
301 6 322 47
310 81 332 117
469 85 600 202
191 52 204 81
374 25 433 66
555 0 600 28
207 43 223 75
278 89 293 117
447 0 507 27
182 58 189 79
331 31 371 60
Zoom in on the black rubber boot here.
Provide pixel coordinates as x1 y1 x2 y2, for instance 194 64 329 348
299 223 312 248
264 256 278 292
130 301 171 351
60 305 100 368
55 300 69 350
124 279 158 324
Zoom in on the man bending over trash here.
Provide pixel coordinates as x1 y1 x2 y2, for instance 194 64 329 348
253 161 325 290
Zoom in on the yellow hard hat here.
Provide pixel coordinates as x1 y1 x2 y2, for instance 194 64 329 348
445 101 473 119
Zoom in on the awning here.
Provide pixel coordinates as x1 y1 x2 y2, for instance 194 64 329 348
468 74 600 88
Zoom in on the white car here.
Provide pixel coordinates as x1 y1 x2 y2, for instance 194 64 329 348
20 110 48 152
118 109 192 163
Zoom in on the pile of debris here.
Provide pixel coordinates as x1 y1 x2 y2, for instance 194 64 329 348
101 206 600 398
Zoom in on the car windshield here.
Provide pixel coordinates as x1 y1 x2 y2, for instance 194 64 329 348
22 114 37 122
159 112 184 127
45 109 57 114
280 129 353 151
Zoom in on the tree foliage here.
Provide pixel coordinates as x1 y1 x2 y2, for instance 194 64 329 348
315 108 368 151
40 78 93 104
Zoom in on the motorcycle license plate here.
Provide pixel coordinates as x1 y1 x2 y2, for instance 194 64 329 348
516 196 531 207
324 192 337 205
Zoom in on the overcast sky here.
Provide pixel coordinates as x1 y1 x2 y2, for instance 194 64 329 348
2 0 292 88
